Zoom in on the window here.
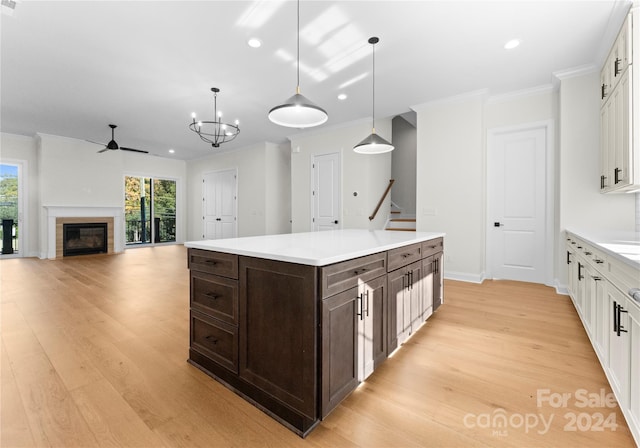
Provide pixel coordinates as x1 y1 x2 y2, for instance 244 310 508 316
124 176 176 245
0 163 19 255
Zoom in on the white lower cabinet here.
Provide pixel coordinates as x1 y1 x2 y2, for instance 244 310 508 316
565 231 640 446
607 284 631 408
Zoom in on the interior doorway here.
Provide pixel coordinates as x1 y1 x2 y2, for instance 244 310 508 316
312 152 341 231
203 169 237 240
486 122 553 285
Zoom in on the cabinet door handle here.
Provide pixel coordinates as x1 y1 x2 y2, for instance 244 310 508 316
614 57 621 76
614 167 621 184
578 263 584 281
617 304 628 336
205 292 219 300
205 335 218 344
205 260 217 265
566 251 572 265
353 268 367 275
600 175 605 190
584 251 592 256
601 83 607 99
595 259 604 264
356 293 364 321
613 301 618 334
591 276 601 281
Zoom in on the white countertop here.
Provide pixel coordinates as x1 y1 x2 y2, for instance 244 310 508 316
184 229 445 266
566 229 640 269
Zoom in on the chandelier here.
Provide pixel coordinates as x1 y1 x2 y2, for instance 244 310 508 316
189 88 240 148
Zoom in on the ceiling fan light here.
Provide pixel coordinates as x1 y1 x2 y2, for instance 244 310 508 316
353 132 394 154
268 92 328 128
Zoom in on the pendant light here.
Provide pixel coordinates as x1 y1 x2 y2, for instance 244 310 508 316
268 0 328 128
354 37 394 154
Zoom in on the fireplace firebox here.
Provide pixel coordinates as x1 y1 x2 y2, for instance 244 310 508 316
63 222 108 257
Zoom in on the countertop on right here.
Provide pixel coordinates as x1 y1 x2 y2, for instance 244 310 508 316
566 229 640 270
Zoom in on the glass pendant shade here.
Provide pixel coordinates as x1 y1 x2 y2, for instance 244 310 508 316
353 130 394 154
268 90 328 128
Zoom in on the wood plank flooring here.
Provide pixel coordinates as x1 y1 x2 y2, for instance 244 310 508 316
1 245 636 447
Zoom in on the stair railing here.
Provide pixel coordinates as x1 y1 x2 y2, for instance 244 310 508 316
369 179 395 221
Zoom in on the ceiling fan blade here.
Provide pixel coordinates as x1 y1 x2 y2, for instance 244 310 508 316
120 147 149 154
97 147 110 153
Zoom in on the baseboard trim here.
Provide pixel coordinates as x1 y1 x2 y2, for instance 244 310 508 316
444 271 486 284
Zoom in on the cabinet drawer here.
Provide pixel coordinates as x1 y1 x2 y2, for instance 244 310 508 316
191 310 238 373
321 252 386 299
191 271 238 325
421 238 444 259
188 248 238 279
387 243 422 272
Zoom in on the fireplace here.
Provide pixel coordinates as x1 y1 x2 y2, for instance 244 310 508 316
63 222 108 257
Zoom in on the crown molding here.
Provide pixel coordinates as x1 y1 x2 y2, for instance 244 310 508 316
552 64 598 81
487 84 556 105
411 89 490 112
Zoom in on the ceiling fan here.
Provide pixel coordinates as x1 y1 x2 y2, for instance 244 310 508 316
92 124 149 154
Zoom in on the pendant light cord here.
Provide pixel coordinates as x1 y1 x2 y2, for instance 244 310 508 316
372 40 376 132
296 0 300 91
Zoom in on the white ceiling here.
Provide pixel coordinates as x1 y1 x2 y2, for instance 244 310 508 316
0 0 632 160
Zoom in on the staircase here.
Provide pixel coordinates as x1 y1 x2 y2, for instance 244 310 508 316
386 205 416 231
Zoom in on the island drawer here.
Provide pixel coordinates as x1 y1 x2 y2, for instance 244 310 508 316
188 248 238 279
191 271 238 325
422 238 444 258
320 252 387 298
191 310 238 374
387 243 422 272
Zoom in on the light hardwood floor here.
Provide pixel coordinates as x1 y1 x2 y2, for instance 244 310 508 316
1 245 636 447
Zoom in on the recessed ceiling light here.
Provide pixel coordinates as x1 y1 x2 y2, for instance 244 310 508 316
248 38 262 48
169 149 175 154
504 39 521 50
338 93 347 100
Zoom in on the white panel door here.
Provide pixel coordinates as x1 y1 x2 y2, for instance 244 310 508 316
312 152 341 231
488 126 546 283
203 169 237 240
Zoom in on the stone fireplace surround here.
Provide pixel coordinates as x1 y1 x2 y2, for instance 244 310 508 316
43 206 124 259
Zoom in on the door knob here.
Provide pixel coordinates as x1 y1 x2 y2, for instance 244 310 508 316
334 220 339 224
216 218 221 221
494 222 504 227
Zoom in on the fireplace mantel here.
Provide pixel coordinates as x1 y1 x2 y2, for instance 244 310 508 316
42 206 124 259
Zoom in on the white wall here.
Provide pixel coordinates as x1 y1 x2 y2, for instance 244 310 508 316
264 142 291 235
0 133 40 256
414 92 485 282
38 133 125 207
185 142 290 241
391 116 417 215
289 119 392 233
557 70 636 284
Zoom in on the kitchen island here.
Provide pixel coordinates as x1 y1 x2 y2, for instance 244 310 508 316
184 229 445 436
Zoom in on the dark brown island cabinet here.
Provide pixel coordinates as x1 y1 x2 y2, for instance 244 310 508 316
185 230 444 437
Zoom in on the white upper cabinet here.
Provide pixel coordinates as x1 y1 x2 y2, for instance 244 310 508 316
600 9 638 193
